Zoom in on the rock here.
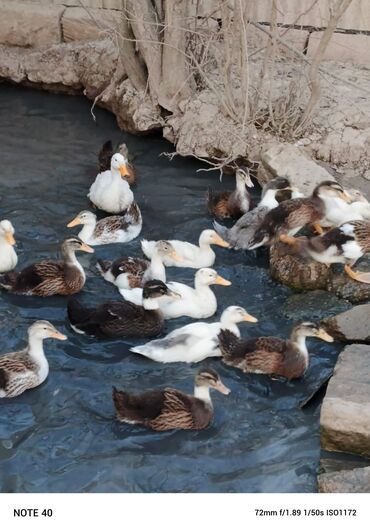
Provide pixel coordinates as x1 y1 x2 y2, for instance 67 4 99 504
0 1 64 49
320 344 370 458
258 142 335 195
322 304 370 343
62 7 118 43
283 291 351 321
318 465 370 493
0 44 27 83
327 271 370 304
269 241 330 291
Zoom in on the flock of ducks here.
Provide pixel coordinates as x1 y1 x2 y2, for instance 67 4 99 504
2 141 370 432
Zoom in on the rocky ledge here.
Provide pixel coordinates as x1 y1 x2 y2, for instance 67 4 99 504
318 465 370 493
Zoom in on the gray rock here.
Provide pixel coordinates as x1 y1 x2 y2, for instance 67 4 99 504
283 290 351 321
269 241 330 291
320 344 370 458
327 272 370 304
318 465 370 493
322 304 370 343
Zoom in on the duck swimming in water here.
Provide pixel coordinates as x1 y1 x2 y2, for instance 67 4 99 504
98 140 137 185
112 369 230 431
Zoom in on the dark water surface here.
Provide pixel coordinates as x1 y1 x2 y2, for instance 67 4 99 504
0 84 344 493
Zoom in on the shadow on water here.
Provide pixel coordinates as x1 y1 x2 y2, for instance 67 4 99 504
0 83 344 493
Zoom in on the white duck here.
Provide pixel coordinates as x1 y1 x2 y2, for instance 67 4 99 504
67 203 142 245
141 229 229 268
97 240 182 289
0 220 17 273
322 188 370 228
130 306 258 363
121 268 231 319
88 153 134 213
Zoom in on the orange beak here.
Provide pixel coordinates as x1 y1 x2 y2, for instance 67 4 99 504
50 330 67 341
80 243 94 253
67 216 82 228
244 313 258 323
316 329 334 342
5 232 16 246
169 251 183 262
339 191 352 203
212 234 230 248
119 164 130 177
215 275 232 286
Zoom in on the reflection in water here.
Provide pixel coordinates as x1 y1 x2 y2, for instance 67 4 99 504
0 84 342 493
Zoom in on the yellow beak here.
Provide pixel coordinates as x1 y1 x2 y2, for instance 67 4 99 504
212 234 230 248
50 330 67 341
119 164 129 177
339 191 352 203
214 381 231 395
5 232 16 246
215 275 232 286
170 251 183 262
80 243 94 253
67 217 82 228
244 313 258 323
317 329 334 342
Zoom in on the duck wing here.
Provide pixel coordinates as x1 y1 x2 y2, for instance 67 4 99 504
0 261 65 295
113 387 166 423
149 389 203 431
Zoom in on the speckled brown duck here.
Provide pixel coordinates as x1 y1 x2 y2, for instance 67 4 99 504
112 369 230 431
207 168 253 219
0 237 93 296
280 219 370 284
218 322 333 379
0 321 67 398
67 280 180 338
248 181 351 250
98 140 137 185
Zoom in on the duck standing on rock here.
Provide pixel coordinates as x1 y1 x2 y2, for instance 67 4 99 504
112 369 230 431
0 320 67 398
141 229 229 269
280 220 370 283
67 280 181 338
218 322 333 379
0 220 17 273
67 203 142 245
97 240 182 289
0 237 93 296
248 181 352 250
207 168 254 219
131 306 258 364
88 153 134 213
213 177 295 249
98 140 137 185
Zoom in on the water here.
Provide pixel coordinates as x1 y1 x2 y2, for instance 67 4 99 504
0 84 344 493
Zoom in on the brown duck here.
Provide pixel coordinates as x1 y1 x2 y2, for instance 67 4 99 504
0 237 93 296
248 181 351 249
112 369 230 431
98 140 137 185
207 168 253 219
218 322 333 379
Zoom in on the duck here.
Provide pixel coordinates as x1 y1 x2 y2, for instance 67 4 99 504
96 240 182 289
0 321 67 398
67 202 142 245
0 220 17 273
88 153 134 213
141 229 229 269
131 306 258 363
120 268 231 319
207 168 254 219
213 177 295 249
98 140 137 185
218 322 333 379
67 280 180 338
112 369 230 431
280 220 370 283
321 188 370 228
0 237 93 296
248 181 352 249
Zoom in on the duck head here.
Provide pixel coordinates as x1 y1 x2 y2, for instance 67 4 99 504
110 153 130 178
0 220 16 246
28 320 67 341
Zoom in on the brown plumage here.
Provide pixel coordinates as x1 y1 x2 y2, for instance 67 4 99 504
112 369 230 431
218 322 333 380
207 168 253 219
98 140 137 185
0 237 93 296
249 181 350 249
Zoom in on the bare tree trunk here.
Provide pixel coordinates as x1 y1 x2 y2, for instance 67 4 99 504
119 1 147 92
295 0 354 133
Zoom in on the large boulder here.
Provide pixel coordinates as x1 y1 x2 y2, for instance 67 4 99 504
320 344 370 458
318 465 370 493
322 304 370 343
327 272 370 304
269 241 330 290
